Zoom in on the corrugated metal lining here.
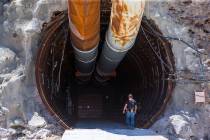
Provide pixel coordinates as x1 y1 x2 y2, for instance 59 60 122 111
36 7 175 129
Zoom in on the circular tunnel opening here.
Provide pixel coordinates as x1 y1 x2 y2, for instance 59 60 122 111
35 8 175 129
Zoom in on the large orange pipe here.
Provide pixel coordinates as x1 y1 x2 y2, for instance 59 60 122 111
68 0 100 81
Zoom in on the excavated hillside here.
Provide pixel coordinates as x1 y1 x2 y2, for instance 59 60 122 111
0 0 209 140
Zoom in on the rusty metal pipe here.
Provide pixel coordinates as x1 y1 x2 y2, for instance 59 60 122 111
68 0 100 81
96 0 145 81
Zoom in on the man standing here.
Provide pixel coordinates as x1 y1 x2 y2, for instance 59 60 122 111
123 94 137 129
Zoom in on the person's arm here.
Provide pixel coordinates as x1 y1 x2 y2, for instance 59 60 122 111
123 104 127 114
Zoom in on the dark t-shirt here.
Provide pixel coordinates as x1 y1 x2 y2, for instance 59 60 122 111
126 99 137 112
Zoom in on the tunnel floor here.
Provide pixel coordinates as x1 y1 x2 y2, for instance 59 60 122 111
36 9 175 129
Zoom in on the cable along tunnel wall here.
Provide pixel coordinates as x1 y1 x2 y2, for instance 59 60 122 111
35 10 175 129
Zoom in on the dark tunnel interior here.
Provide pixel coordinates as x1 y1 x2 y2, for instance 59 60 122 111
35 1 176 129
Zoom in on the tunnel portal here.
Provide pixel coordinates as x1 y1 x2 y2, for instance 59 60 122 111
35 2 175 128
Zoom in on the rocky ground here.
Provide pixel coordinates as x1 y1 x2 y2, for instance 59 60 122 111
0 111 63 139
0 0 209 140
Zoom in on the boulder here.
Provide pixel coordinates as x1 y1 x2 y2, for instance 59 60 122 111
0 47 16 73
0 127 16 138
169 115 194 139
10 118 25 129
28 112 46 128
34 128 51 139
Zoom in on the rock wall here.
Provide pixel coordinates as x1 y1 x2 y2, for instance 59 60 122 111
0 0 209 140
145 1 210 139
0 0 67 139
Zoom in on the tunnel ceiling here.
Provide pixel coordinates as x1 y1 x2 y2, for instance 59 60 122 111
35 3 176 129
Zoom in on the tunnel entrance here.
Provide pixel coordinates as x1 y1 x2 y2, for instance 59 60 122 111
35 6 175 129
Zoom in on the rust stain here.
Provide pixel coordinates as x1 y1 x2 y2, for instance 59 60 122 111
111 0 145 47
68 0 100 51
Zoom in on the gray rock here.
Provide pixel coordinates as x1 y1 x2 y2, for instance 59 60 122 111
28 112 46 128
204 59 210 67
184 47 200 71
151 117 170 135
33 0 50 20
2 0 11 5
34 128 51 139
169 115 194 139
0 127 15 138
0 47 16 73
10 118 25 129
0 128 10 138
0 2 3 17
0 106 9 128
22 129 34 139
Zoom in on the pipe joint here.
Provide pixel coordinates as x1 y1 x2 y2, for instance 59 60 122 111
96 39 128 76
73 45 98 75
73 45 98 63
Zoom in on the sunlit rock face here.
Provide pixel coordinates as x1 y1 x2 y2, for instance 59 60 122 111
0 0 68 127
0 0 209 140
145 1 210 139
